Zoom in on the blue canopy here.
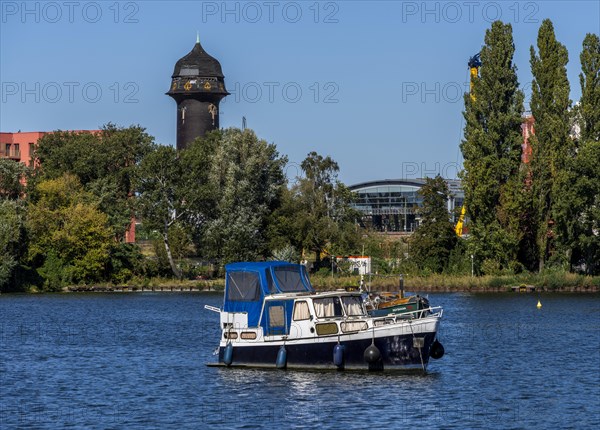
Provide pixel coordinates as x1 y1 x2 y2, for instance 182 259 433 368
223 262 314 327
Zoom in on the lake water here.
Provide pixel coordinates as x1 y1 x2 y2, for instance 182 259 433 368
0 292 598 429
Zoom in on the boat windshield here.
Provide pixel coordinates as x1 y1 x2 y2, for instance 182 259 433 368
273 266 311 292
226 271 260 301
342 296 366 316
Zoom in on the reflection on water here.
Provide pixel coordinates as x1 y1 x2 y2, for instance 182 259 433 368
0 292 598 429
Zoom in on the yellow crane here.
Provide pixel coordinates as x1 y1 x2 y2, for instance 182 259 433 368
456 53 481 237
455 204 467 236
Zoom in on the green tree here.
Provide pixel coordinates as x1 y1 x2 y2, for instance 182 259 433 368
0 200 27 290
267 186 303 254
203 129 287 263
107 242 144 284
27 175 113 289
460 21 525 273
32 124 153 241
0 158 28 199
578 33 600 143
136 138 216 278
410 176 457 273
0 159 29 290
568 143 600 274
287 152 360 268
529 19 573 270
137 146 190 278
566 33 600 274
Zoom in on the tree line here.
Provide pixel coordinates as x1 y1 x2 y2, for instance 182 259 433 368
0 126 362 291
459 19 599 275
1 19 598 291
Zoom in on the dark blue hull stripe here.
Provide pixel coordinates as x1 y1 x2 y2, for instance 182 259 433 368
216 332 437 370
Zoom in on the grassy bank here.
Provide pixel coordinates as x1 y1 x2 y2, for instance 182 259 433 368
311 272 600 292
45 278 225 293
16 271 599 293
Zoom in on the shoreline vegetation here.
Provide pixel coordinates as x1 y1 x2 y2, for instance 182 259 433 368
2 24 599 296
9 272 599 294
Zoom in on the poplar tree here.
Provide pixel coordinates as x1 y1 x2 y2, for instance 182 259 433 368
578 33 600 143
569 33 600 274
460 21 525 273
529 19 573 270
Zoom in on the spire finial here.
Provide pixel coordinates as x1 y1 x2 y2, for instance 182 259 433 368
196 31 200 44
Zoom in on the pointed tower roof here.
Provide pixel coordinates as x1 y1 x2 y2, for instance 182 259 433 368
171 39 225 79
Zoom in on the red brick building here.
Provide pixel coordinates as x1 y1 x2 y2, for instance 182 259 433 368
0 131 49 168
521 114 535 164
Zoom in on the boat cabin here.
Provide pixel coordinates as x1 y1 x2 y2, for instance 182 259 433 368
220 262 369 342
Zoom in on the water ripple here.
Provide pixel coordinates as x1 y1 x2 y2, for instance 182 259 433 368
0 292 598 429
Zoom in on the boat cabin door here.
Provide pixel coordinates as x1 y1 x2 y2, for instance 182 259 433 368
262 300 294 337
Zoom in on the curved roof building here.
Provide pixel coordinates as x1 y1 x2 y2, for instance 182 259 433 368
349 179 463 232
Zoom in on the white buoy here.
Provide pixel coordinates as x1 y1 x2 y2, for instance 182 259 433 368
537 300 542 309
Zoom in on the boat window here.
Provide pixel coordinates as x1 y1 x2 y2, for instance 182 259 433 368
341 321 368 333
273 266 307 292
293 301 311 321
315 322 338 335
268 305 285 327
226 271 260 301
342 296 366 316
313 297 343 318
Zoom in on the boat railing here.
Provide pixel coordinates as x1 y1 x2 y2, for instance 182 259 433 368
372 306 443 325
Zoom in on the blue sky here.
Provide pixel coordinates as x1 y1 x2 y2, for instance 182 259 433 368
1 1 598 185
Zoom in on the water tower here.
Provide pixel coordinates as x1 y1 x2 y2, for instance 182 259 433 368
167 37 229 150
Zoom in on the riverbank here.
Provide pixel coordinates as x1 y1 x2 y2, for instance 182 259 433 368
311 272 600 293
5 272 599 294
58 284 597 293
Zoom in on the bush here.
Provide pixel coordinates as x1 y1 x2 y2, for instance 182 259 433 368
539 268 567 290
315 267 331 277
37 251 71 291
481 259 502 276
108 243 144 284
488 277 509 288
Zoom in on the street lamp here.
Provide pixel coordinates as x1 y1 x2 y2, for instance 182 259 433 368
471 254 474 277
